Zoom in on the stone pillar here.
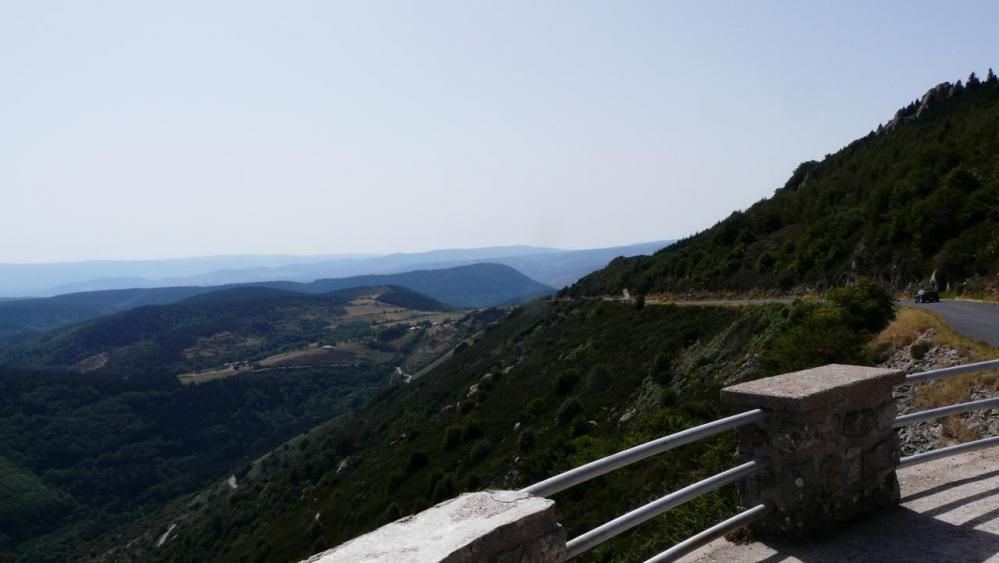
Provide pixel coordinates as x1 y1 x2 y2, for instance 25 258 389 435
302 490 565 563
721 364 903 539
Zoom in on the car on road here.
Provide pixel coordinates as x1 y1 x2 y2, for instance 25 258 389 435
915 288 940 303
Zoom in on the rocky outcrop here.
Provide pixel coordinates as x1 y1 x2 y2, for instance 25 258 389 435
884 82 957 131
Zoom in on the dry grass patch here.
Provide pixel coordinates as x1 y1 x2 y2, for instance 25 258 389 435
879 307 999 442
874 306 997 360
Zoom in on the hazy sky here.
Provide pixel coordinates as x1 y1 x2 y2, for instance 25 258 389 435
3 1 998 263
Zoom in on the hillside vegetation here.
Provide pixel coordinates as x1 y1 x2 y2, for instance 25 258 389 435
572 72 999 296
0 285 502 562
0 365 385 563
140 282 893 562
0 286 452 374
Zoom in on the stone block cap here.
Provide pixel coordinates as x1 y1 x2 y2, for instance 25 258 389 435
302 490 556 563
721 364 903 412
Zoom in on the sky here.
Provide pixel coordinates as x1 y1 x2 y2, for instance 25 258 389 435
2 1 999 263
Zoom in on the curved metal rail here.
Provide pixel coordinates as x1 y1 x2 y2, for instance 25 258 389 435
899 435 999 469
643 504 771 563
904 359 999 385
895 396 999 427
522 409 766 497
565 460 767 558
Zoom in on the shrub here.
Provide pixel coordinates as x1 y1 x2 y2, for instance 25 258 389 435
910 341 932 360
525 398 547 417
569 416 591 437
827 278 896 334
425 472 442 498
465 474 482 490
516 428 536 452
554 369 580 395
430 475 456 503
463 421 484 442
405 451 428 474
382 502 401 521
443 425 463 450
586 364 612 394
387 470 406 491
649 353 672 385
763 304 866 373
468 440 494 464
556 398 583 426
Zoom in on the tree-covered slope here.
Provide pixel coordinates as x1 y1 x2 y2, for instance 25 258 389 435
138 286 892 563
0 288 351 372
0 285 448 373
0 365 387 563
0 285 499 562
572 72 999 296
0 287 212 337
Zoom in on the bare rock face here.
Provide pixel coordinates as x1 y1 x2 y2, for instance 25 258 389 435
886 335 968 456
884 81 956 130
914 82 953 118
336 456 356 475
303 490 565 563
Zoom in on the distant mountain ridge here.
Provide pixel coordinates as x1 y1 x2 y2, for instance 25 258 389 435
3 242 668 297
0 263 553 337
260 263 555 308
0 254 369 297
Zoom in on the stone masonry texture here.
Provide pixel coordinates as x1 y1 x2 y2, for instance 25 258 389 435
722 365 904 539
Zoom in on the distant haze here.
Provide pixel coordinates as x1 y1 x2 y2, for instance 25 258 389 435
0 241 669 296
2 2 998 262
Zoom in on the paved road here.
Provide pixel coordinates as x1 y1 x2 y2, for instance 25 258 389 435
637 296 999 347
909 300 999 347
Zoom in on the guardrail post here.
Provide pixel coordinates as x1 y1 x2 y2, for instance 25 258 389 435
303 490 565 562
721 364 904 539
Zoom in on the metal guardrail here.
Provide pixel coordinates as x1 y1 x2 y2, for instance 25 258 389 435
521 409 766 497
899 435 999 468
895 396 999 427
896 360 999 469
643 503 771 563
903 359 999 384
520 408 767 559
564 460 768 558
520 360 999 560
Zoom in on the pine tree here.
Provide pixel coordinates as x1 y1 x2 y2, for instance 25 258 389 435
988 68 997 83
968 71 981 88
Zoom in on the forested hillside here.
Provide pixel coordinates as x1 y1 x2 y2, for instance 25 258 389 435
0 365 386 562
138 282 893 562
0 286 448 373
0 285 500 562
572 72 999 296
